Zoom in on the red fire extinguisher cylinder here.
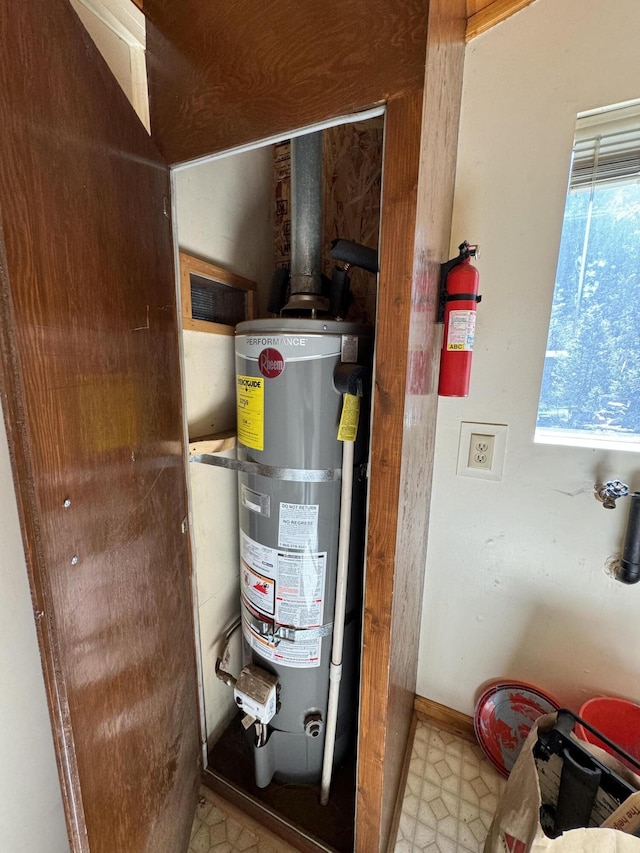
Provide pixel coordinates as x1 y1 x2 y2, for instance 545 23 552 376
438 256 480 397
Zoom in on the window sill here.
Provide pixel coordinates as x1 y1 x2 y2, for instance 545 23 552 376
534 428 640 453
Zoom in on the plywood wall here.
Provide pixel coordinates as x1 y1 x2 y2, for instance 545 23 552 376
272 120 383 324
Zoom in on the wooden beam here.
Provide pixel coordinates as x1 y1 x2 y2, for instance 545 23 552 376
188 431 236 456
466 0 538 40
357 1 466 848
143 0 430 165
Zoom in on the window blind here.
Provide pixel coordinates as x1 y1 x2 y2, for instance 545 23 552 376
571 101 640 190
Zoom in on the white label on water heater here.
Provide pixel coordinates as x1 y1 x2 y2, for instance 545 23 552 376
278 502 319 550
241 484 270 517
241 565 275 615
275 551 326 628
240 532 326 668
241 532 276 580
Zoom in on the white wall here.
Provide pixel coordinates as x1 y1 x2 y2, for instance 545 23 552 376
0 416 69 852
174 148 273 747
417 0 640 716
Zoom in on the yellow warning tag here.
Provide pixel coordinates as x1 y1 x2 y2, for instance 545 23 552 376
337 394 360 442
237 375 264 450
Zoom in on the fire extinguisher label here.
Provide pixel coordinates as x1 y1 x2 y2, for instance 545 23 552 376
236 374 264 450
241 565 275 615
446 309 476 351
278 502 319 550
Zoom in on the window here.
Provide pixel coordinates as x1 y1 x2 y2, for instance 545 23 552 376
536 101 640 450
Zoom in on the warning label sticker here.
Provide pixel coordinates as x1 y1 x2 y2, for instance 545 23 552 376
241 564 275 616
337 393 360 442
236 375 264 450
241 531 276 580
276 551 326 628
278 502 318 550
239 533 327 668
446 309 476 351
273 633 321 667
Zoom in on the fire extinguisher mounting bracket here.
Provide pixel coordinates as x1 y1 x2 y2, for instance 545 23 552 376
437 241 480 323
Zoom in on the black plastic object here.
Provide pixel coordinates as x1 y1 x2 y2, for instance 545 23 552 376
437 240 480 323
330 239 379 274
333 363 367 397
533 709 639 838
267 267 290 315
618 492 640 584
554 747 602 834
328 267 351 318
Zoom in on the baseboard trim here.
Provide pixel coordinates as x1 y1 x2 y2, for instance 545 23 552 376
385 711 418 853
414 695 476 743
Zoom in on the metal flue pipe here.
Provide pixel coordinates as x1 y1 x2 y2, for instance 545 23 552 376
284 132 327 313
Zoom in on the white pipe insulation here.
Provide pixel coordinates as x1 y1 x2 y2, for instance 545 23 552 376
319 436 355 806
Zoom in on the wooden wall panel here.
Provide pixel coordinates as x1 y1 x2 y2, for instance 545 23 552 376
143 0 429 165
0 2 200 850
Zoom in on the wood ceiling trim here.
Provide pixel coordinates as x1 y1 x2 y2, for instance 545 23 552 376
466 0 537 40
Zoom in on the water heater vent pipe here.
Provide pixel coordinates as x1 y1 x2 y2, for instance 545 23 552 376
283 131 328 314
320 435 355 806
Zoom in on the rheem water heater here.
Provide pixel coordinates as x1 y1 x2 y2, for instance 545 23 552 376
234 318 370 788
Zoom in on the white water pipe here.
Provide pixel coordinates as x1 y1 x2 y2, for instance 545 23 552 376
320 436 355 806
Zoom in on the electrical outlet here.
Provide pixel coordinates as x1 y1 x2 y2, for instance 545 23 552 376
457 422 508 481
468 433 495 470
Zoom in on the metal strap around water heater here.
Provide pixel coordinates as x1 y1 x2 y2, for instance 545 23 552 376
191 453 342 483
242 604 334 645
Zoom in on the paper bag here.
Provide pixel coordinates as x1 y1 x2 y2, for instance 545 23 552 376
484 713 640 852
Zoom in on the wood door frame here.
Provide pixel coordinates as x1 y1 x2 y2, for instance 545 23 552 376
145 0 466 847
354 5 466 847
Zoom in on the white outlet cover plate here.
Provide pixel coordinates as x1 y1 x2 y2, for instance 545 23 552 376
457 422 508 481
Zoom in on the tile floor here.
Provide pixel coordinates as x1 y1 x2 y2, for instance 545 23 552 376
395 717 506 853
189 788 299 853
191 717 506 852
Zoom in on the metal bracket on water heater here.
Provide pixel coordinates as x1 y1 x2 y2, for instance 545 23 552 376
190 453 342 482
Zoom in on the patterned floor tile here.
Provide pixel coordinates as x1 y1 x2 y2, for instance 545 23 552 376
396 719 506 852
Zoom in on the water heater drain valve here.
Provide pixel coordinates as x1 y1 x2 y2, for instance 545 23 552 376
233 664 279 725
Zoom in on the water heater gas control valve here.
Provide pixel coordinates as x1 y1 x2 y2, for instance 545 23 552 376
233 664 279 725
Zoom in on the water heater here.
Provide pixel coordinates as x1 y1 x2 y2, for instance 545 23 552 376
234 317 370 788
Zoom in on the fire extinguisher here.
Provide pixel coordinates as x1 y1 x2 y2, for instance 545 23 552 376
437 241 481 397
